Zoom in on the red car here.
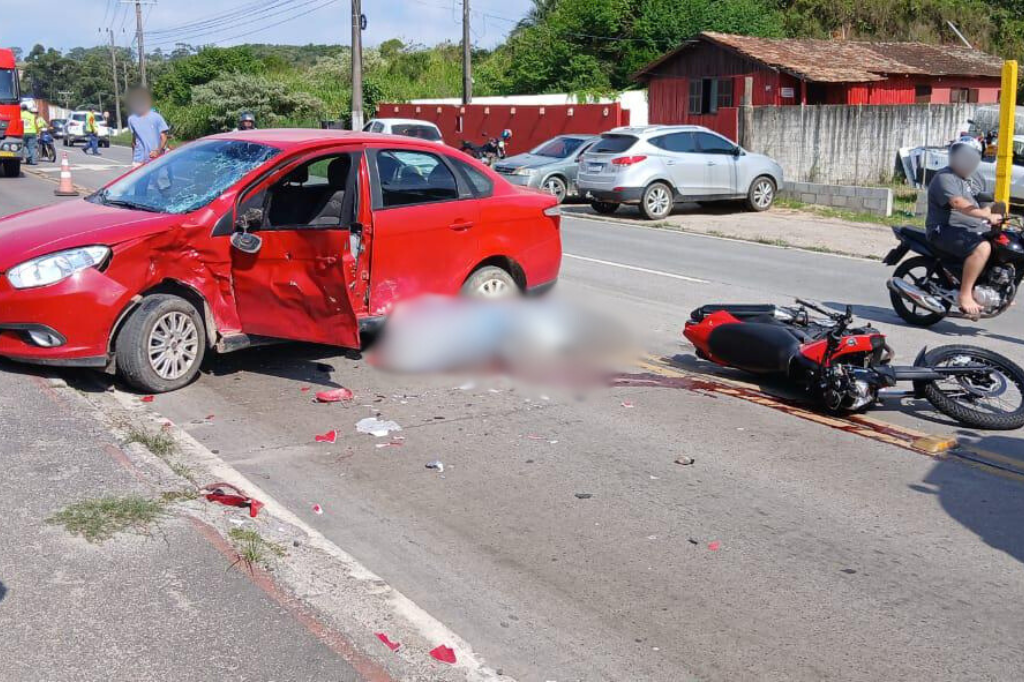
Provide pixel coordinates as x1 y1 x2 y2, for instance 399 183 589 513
0 130 561 392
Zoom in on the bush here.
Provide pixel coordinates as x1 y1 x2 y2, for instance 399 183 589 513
189 72 325 134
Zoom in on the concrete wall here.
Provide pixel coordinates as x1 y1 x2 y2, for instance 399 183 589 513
781 181 894 217
739 103 976 185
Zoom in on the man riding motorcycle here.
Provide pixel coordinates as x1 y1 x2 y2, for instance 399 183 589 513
236 112 256 131
926 137 1003 318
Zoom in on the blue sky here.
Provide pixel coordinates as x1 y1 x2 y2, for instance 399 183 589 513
1 0 533 55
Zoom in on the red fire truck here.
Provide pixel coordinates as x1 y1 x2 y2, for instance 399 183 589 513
0 48 25 177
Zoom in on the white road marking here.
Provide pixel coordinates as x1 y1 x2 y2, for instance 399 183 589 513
33 163 129 172
563 252 710 284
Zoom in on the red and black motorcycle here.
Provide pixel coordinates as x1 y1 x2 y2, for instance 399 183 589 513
683 299 1024 430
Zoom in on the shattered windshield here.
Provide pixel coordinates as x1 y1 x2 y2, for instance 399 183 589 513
93 139 280 214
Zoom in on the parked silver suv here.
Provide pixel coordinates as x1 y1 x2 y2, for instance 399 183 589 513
577 125 784 219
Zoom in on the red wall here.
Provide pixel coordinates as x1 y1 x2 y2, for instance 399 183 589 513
376 103 630 156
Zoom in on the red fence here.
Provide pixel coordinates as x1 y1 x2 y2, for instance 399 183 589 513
376 103 630 156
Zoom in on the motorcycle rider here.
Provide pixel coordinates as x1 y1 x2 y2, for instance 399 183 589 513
926 137 1002 318
20 102 39 165
236 112 256 131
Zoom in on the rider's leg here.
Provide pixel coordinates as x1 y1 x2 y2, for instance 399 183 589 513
959 240 992 316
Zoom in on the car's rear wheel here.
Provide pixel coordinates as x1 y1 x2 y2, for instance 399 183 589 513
591 201 619 215
639 182 673 220
116 294 206 393
1 159 20 177
746 176 776 212
543 175 568 203
461 266 519 299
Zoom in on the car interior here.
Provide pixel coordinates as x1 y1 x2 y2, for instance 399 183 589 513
259 154 356 228
376 150 459 207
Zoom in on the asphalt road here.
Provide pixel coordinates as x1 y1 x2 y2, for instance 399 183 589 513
3 165 1024 681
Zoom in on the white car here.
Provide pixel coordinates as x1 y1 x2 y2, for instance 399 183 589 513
362 118 444 144
63 111 110 148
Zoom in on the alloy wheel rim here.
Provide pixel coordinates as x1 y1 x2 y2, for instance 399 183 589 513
148 312 199 380
646 186 670 216
754 181 773 208
545 178 566 201
478 278 512 298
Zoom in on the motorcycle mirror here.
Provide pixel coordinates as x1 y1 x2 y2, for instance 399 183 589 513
991 201 1008 216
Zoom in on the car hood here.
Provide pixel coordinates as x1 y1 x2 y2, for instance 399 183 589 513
497 153 562 170
0 199 176 271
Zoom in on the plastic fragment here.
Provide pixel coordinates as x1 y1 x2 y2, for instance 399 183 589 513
140 395 154 403
375 633 401 652
426 460 445 473
621 401 634 408
375 438 405 449
312 503 323 515
315 430 338 443
202 482 264 518
356 417 402 437
300 386 311 392
316 387 354 403
708 540 721 551
675 456 695 466
429 645 457 664
575 493 593 499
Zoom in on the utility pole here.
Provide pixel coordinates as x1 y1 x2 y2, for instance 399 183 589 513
106 28 122 132
350 0 363 130
121 0 154 86
462 0 471 104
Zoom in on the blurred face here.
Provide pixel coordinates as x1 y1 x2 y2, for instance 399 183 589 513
128 90 152 116
240 119 254 130
950 145 981 178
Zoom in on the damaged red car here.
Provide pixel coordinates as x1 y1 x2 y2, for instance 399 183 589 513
0 130 561 392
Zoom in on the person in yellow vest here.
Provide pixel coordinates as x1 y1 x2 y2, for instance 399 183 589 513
20 103 39 165
84 110 101 156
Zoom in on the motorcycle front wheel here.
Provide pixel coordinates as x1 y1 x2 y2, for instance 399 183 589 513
922 345 1024 430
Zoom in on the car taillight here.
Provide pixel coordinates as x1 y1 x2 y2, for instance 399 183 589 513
543 205 561 217
611 155 647 166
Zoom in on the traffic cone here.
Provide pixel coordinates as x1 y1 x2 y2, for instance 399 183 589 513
54 152 78 197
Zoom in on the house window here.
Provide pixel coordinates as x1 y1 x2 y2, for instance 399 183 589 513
716 79 733 109
949 88 970 104
688 79 702 115
915 85 932 103
968 88 980 103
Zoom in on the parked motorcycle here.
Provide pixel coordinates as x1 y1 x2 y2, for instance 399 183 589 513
460 134 501 165
38 129 56 163
683 299 1024 430
884 210 1024 326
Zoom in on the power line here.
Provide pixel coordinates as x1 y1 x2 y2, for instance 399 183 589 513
146 0 293 38
147 0 326 47
148 0 339 49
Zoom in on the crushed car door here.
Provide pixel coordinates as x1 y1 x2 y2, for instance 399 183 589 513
229 149 361 348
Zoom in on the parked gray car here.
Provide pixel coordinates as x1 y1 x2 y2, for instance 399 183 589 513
577 125 784 219
493 134 597 202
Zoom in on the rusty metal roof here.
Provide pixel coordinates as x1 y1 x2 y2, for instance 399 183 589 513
633 32 1004 83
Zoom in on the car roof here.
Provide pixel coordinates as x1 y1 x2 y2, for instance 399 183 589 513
370 118 442 128
206 128 448 150
605 125 710 136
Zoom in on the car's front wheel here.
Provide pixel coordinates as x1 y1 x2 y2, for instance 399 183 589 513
461 266 519 298
746 176 776 212
639 182 673 220
542 175 568 203
116 294 206 393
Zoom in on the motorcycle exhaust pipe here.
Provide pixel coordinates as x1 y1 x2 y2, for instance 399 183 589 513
886 278 947 314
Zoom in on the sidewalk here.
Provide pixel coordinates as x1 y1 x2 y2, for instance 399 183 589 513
0 363 364 682
564 202 899 260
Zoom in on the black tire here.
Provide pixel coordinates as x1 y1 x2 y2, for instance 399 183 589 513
542 175 568 203
922 345 1024 430
591 201 619 215
1 159 19 177
461 265 519 298
639 181 673 220
889 256 950 327
116 294 207 393
745 175 776 212
101 140 110 148
43 144 56 163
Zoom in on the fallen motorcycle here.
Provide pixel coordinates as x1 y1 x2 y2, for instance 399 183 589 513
884 210 1024 326
683 299 1024 430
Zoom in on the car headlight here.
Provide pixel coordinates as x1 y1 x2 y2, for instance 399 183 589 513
512 167 536 176
6 246 111 289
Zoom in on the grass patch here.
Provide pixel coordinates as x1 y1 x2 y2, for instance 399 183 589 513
47 496 165 543
159 489 200 504
109 130 132 147
228 527 286 571
125 425 177 457
775 194 923 228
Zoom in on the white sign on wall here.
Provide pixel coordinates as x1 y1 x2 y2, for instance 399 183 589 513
780 87 795 98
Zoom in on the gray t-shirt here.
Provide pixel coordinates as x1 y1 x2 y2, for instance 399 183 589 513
926 167 988 233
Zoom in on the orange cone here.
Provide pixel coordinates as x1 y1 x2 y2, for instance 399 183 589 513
54 152 78 197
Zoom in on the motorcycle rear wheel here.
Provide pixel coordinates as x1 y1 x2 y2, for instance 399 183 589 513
890 256 950 326
922 345 1024 430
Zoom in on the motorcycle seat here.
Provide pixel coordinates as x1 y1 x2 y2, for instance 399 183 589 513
894 225 936 258
706 322 803 375
689 303 777 322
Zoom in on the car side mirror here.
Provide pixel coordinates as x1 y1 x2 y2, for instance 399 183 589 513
731 146 741 157
231 230 263 255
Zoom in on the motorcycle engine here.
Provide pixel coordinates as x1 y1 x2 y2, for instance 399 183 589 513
972 285 1003 309
988 265 1014 286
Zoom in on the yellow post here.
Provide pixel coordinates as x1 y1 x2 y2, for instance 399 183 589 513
995 60 1018 206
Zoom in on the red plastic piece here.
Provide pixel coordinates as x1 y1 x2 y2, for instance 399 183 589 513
429 645 457 664
315 430 337 443
316 387 354 403
202 482 264 518
375 633 401 652
708 540 721 551
140 395 154 403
